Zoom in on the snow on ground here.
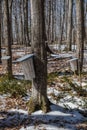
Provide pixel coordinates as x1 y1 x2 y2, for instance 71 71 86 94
0 96 5 110
0 104 85 130
0 84 87 130
49 44 77 52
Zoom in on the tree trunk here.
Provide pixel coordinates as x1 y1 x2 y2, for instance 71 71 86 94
9 0 13 45
14 1 20 44
24 0 30 46
67 0 73 51
65 0 69 39
4 0 12 77
59 0 65 52
19 0 24 45
51 0 54 43
48 0 51 44
76 0 85 74
0 0 2 63
28 0 50 113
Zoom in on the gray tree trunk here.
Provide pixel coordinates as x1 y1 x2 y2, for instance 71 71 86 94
59 0 65 52
0 0 2 63
48 0 51 44
4 0 12 77
67 0 73 51
14 1 20 44
76 0 85 74
24 0 30 46
64 0 69 40
9 0 13 45
28 0 50 113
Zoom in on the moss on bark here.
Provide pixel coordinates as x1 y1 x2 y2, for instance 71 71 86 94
27 97 50 114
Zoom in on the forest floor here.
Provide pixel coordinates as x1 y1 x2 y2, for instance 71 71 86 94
0 46 87 130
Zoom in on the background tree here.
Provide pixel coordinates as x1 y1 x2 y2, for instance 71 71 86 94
67 0 73 51
24 0 30 46
76 0 85 74
4 0 12 77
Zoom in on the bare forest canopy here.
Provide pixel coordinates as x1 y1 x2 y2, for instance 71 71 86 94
0 0 87 47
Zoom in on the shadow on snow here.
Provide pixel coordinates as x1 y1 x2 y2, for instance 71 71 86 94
0 104 86 130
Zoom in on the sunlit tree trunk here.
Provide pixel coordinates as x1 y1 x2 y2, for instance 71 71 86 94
28 0 50 113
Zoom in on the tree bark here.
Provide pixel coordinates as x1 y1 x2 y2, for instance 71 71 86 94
67 0 73 51
0 0 2 63
19 0 24 45
9 0 13 45
28 0 50 113
76 0 85 74
4 0 12 77
59 0 65 52
48 0 51 44
24 0 30 46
